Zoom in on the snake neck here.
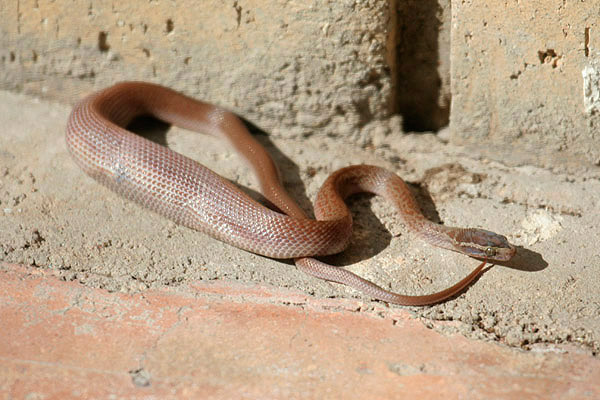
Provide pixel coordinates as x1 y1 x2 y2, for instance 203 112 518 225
400 215 462 253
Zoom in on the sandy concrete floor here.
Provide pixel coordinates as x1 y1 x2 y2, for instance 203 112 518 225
0 89 598 357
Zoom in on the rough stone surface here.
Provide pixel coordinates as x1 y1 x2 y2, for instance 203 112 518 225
0 0 394 142
4 1 596 169
1 88 600 358
2 263 599 399
451 1 600 169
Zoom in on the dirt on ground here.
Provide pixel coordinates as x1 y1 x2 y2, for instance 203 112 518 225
1 89 598 355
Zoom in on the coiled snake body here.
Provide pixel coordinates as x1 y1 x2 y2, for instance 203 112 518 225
66 82 515 305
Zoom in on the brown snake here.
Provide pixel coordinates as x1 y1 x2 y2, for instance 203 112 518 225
66 82 516 305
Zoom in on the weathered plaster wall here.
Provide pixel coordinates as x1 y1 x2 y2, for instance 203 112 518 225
451 1 600 169
1 1 599 169
0 0 394 142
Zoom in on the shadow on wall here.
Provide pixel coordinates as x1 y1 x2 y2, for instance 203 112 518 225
396 0 449 132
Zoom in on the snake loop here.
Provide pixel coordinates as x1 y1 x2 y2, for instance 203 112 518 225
66 82 516 305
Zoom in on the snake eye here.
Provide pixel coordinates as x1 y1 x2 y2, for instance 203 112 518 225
485 247 497 257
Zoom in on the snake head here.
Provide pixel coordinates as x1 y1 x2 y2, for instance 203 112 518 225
453 228 516 262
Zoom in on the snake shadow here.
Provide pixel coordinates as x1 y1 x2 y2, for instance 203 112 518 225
243 119 400 264
414 183 548 274
318 183 439 267
126 114 280 205
127 115 392 262
127 114 317 217
480 246 547 273
127 115 171 146
411 184 547 273
127 115 547 274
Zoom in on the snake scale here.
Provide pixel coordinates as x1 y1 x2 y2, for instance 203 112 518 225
66 82 515 305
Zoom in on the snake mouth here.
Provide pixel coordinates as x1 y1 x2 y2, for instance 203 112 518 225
501 244 518 261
